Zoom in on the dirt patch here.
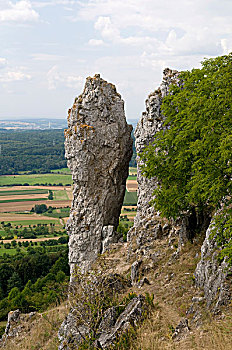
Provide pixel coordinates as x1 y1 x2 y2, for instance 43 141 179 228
0 213 58 221
3 236 61 243
126 180 138 192
0 194 48 201
0 200 71 213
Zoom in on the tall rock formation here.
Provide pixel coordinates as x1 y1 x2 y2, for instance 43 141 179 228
65 74 133 274
134 68 179 229
128 69 180 257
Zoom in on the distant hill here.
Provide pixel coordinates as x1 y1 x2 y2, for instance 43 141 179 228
0 118 138 130
0 118 67 130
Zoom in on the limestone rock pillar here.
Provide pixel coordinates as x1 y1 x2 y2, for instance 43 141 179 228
64 74 133 274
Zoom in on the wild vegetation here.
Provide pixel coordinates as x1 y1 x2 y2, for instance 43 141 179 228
142 53 232 259
0 247 69 326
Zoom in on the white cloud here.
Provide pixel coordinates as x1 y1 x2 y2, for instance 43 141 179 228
32 0 77 8
0 70 31 82
79 0 232 58
47 65 83 90
88 38 104 46
0 1 39 23
94 16 120 42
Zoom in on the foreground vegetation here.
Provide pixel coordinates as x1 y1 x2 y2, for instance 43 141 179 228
0 247 69 323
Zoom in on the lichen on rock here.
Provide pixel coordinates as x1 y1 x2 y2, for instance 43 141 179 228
64 74 133 274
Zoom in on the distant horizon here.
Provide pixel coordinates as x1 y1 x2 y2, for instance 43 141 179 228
0 116 139 121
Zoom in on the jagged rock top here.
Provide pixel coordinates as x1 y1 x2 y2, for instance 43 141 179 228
65 74 123 132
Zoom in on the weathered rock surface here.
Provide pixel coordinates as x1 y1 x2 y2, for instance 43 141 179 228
98 295 146 349
58 309 89 350
128 68 180 261
172 318 190 340
59 296 146 350
0 309 36 347
194 222 232 309
65 74 133 273
133 68 179 230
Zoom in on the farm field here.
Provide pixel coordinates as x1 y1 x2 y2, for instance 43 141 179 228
0 173 72 186
126 180 138 192
0 199 71 213
0 169 138 252
123 191 137 205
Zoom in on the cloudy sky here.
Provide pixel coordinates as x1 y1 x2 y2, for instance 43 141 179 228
0 0 232 120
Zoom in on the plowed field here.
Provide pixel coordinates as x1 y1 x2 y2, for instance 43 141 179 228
0 200 71 213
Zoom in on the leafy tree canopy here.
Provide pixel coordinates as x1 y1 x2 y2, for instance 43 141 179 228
141 53 232 220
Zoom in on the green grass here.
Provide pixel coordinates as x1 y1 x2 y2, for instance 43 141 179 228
123 191 137 205
0 243 68 256
51 168 71 174
43 211 69 218
127 175 137 180
0 170 136 186
0 189 48 196
0 173 72 186
0 247 21 256
121 209 137 215
60 207 70 213
0 198 47 203
53 190 69 200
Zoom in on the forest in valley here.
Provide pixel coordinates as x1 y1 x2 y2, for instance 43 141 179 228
0 129 136 175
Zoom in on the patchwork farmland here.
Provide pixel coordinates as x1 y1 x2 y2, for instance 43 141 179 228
0 169 137 255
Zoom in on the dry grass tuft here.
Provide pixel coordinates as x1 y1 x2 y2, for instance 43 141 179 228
131 310 232 350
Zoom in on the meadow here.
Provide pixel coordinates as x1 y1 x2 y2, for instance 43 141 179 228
0 173 72 186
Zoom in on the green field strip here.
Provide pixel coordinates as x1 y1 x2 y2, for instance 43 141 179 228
127 175 137 180
0 248 21 256
0 198 48 203
51 168 71 174
0 189 48 196
43 212 69 218
53 190 69 200
0 173 72 186
123 191 138 205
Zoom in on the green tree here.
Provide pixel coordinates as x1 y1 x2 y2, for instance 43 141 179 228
48 190 54 200
142 53 232 222
7 272 22 293
34 204 48 214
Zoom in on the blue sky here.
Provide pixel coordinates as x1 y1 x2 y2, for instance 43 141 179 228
0 0 232 121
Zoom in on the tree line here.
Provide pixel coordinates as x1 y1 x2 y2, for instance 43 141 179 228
0 129 137 175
